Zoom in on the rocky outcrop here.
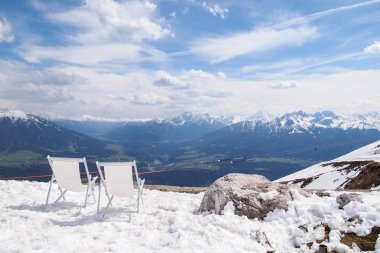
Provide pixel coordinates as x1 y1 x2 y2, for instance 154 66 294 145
199 173 308 219
336 193 362 209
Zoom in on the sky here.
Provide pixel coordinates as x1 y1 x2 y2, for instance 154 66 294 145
0 0 379 120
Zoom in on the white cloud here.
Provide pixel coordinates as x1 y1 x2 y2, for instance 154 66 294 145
203 3 229 19
269 81 298 89
130 92 169 105
364 41 380 54
1 60 379 118
0 17 14 43
153 69 225 90
20 0 171 65
153 72 187 89
0 61 77 104
49 0 171 43
266 0 380 31
191 26 317 63
21 43 141 65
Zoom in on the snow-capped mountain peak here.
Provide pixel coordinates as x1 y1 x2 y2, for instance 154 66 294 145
0 109 37 123
0 108 30 122
255 111 379 134
0 108 56 128
247 111 273 123
164 112 234 126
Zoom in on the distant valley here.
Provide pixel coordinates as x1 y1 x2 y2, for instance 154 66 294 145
1 108 379 186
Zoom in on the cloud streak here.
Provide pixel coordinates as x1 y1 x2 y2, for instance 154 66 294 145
276 0 380 29
0 17 14 43
21 43 141 65
190 0 380 63
191 26 317 63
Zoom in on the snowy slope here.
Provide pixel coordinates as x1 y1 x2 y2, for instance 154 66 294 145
0 180 379 253
0 108 50 126
276 140 380 189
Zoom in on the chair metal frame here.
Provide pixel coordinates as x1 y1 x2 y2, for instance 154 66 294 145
45 155 97 211
96 160 145 221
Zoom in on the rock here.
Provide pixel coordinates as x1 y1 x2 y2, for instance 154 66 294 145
199 173 308 219
336 193 362 209
314 191 331 197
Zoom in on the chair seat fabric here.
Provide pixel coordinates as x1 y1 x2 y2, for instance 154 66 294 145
51 160 84 192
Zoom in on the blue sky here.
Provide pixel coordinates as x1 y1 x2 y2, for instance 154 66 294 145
0 0 379 120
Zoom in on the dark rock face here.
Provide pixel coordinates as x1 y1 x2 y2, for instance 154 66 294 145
336 193 362 209
199 173 308 219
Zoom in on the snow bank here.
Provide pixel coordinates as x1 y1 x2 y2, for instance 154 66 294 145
0 180 379 253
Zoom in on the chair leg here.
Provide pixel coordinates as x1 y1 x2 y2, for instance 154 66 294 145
137 194 140 213
58 186 66 200
91 184 96 203
83 184 90 208
54 190 67 203
139 179 145 205
89 176 98 204
97 183 101 214
45 177 54 211
101 196 113 221
103 183 113 207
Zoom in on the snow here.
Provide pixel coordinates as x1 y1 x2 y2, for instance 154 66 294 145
1 180 379 253
337 140 380 162
276 111 379 133
258 190 278 200
376 236 380 252
275 140 380 189
0 108 29 122
164 112 234 126
303 168 360 190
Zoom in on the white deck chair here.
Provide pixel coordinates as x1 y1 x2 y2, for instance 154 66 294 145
45 156 97 211
96 160 145 221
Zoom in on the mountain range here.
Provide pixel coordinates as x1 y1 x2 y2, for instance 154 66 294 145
1 108 379 185
0 109 127 179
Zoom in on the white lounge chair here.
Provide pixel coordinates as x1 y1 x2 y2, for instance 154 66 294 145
96 160 145 221
45 156 97 211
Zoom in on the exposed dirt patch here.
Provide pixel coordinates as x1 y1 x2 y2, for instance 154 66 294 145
343 161 380 189
319 161 380 189
307 225 379 252
145 185 207 193
286 176 319 188
340 226 380 251
321 161 371 171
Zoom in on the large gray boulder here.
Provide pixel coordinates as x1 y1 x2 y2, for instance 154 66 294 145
199 173 308 219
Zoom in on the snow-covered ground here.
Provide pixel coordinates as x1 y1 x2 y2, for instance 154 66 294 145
275 140 380 189
1 180 379 253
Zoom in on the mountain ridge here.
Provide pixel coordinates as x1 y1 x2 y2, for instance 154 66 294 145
275 140 380 189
